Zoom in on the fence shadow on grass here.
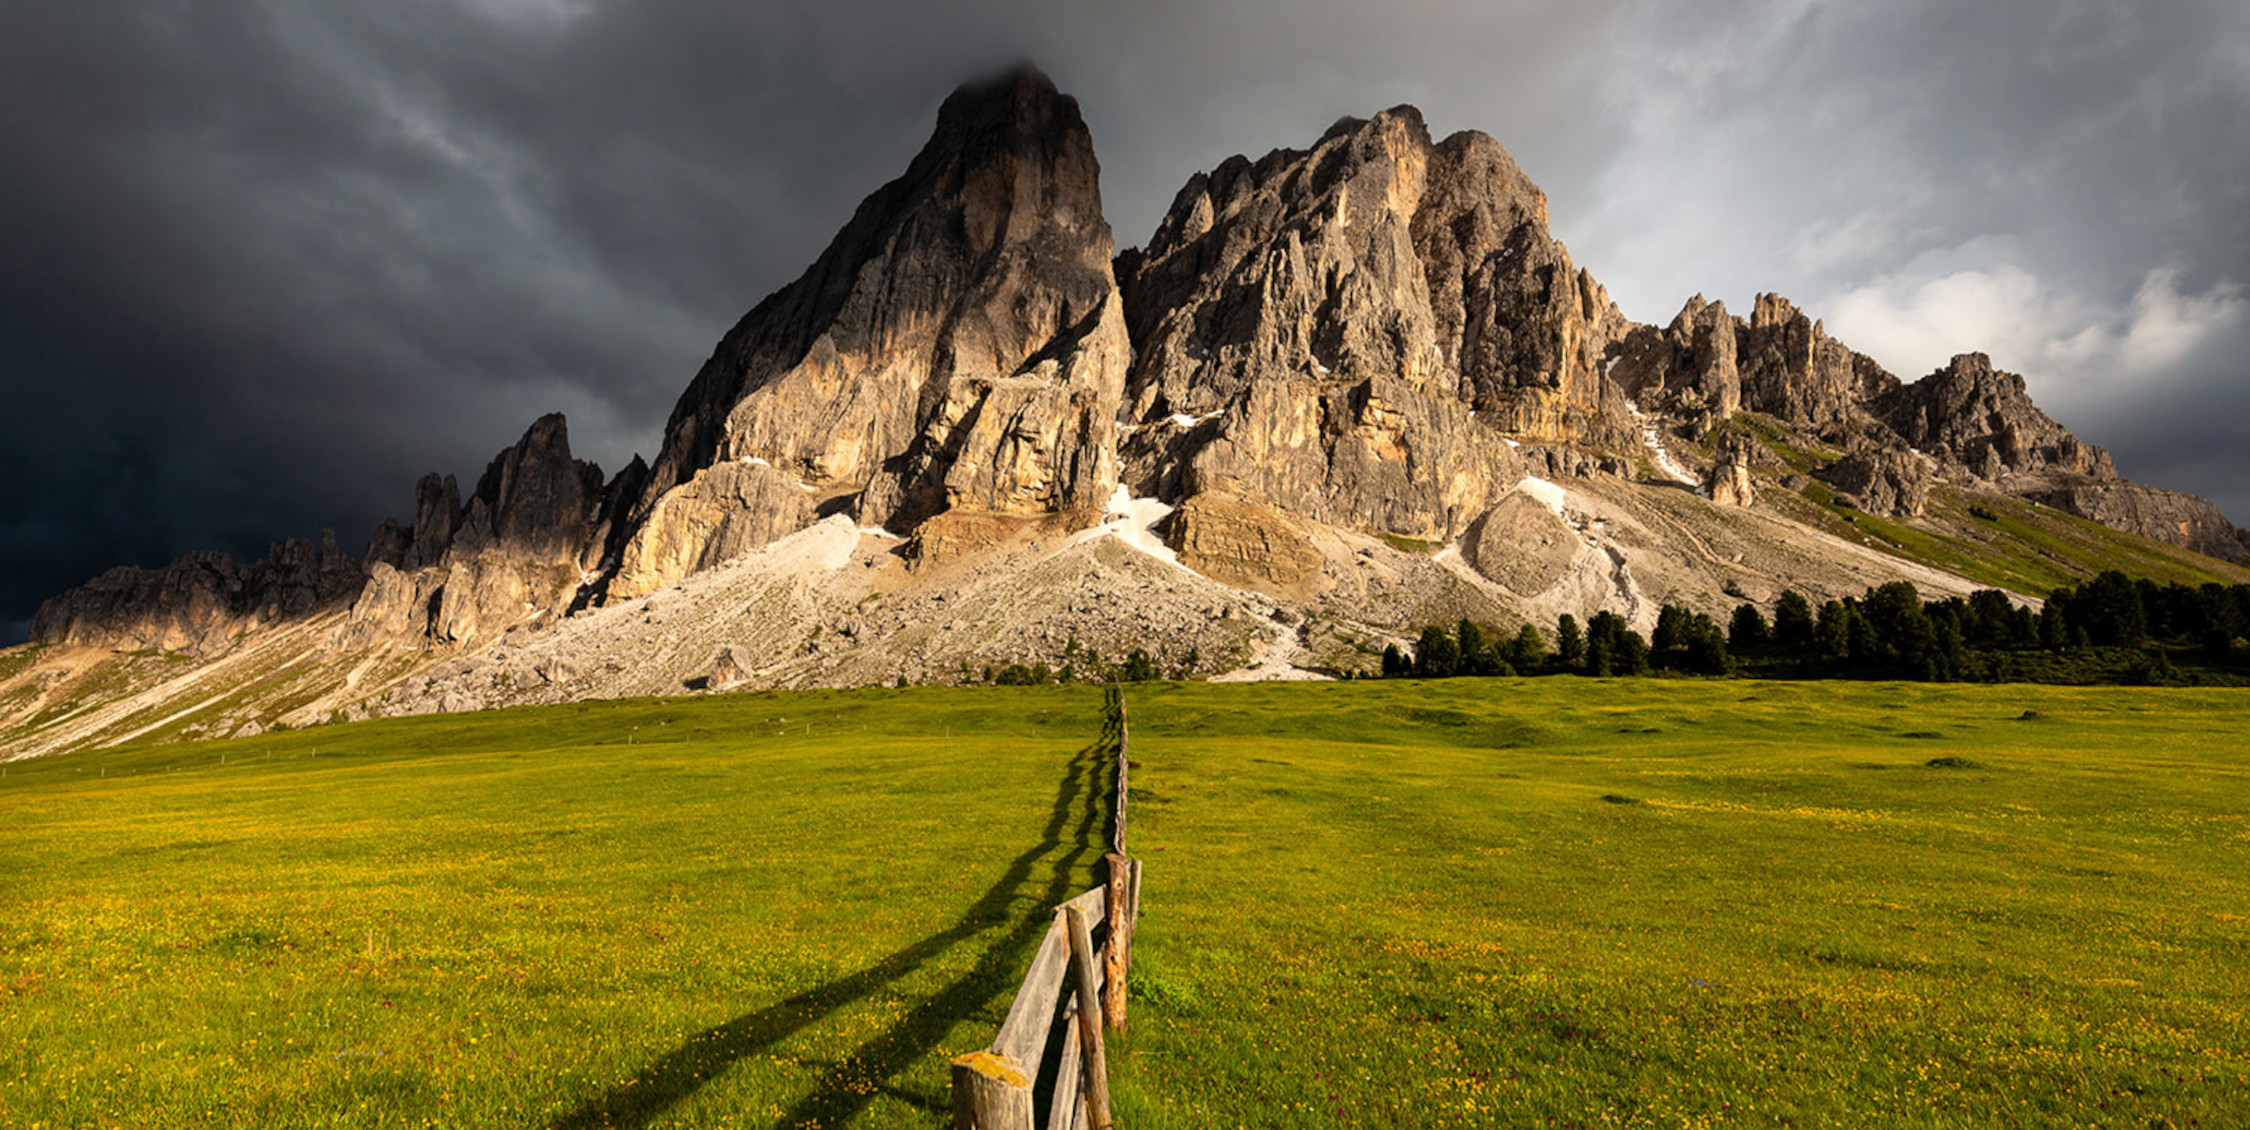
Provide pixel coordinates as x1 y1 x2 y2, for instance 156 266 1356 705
548 707 1120 1130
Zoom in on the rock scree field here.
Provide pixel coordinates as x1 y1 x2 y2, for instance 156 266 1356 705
2 680 2246 1128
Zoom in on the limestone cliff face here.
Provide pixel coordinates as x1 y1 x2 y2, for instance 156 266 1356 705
1116 108 1630 540
31 535 364 656
26 72 2250 673
1613 294 1894 436
1605 303 2248 558
1822 449 1931 518
449 413 607 563
422 415 606 644
1609 296 1741 427
608 461 818 601
1874 353 2115 481
616 64 1125 595
1736 295 1900 433
340 413 612 649
2030 481 2249 563
409 473 463 569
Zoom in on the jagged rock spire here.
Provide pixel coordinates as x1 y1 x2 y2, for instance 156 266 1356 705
605 64 1128 596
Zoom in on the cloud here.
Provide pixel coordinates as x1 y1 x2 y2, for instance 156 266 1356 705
2120 268 2248 376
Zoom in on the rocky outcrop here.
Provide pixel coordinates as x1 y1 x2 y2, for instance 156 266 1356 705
1874 353 2114 482
1414 129 1634 439
608 460 819 601
32 534 365 656
339 414 614 648
408 473 463 569
1162 494 1323 594
708 645 755 690
420 415 608 646
583 455 651 577
1529 447 1632 480
1735 295 1899 433
332 562 445 651
35 415 616 657
1614 293 1893 437
1609 296 1741 430
450 414 607 562
908 508 1090 566
1822 449 1930 518
2031 481 2249 562
429 553 575 644
1459 491 1584 593
1118 107 1622 539
366 519 413 570
1706 433 1756 507
623 64 1124 569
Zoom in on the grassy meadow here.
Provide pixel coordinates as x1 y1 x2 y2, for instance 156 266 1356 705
3 680 2247 1128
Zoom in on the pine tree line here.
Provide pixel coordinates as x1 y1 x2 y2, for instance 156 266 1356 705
1379 572 2250 685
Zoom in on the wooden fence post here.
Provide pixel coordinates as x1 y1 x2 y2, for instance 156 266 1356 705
1064 906 1116 1130
1102 853 1130 1030
950 1050 1035 1130
1111 768 1128 858
1125 858 1143 972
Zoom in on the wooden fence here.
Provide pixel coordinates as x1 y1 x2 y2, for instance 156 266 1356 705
952 689 1142 1130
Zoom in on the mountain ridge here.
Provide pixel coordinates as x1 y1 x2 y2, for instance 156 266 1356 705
8 65 2246 756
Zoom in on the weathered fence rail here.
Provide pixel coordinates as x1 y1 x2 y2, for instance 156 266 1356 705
952 688 1141 1130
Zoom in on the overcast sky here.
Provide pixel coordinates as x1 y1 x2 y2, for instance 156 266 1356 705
4 0 2246 642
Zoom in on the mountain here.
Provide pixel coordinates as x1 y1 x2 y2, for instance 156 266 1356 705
612 63 1126 597
6 66 2246 757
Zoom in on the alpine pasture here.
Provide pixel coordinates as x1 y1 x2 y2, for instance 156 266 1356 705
3 681 2246 1128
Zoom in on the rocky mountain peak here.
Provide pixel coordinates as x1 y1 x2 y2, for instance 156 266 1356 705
1874 352 2115 481
931 63 1070 142
1750 292 1802 329
454 412 605 563
1116 104 1635 540
594 66 1126 598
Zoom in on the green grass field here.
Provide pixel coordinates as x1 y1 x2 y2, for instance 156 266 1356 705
4 681 2247 1128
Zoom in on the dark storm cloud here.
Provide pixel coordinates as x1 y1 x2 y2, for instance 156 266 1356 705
2 1 2244 643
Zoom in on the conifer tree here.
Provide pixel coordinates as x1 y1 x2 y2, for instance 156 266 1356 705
1556 614 1585 667
1773 590 1815 650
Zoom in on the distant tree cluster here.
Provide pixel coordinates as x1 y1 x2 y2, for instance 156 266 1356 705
1379 610 1679 679
2041 572 2250 653
964 638 1192 686
1734 574 2250 683
1379 572 2250 686
1380 619 1550 678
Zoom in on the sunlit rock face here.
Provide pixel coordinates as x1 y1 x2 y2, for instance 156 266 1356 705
1115 107 1661 540
1874 352 2115 481
622 63 1126 591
